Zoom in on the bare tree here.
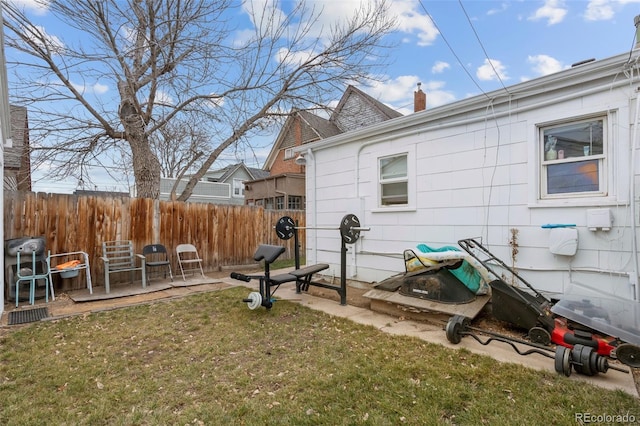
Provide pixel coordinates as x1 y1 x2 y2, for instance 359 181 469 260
3 0 396 200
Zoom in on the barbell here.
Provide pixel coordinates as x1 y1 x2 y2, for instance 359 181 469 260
275 213 370 244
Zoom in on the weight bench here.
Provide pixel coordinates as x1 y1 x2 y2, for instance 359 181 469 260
231 244 329 310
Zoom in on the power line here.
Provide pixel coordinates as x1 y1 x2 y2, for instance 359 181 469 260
417 0 490 99
458 0 511 94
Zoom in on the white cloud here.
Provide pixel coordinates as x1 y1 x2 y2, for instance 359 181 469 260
421 81 456 108
10 0 49 16
71 81 109 95
366 74 421 103
362 75 455 111
476 58 509 82
276 47 317 68
391 0 440 46
30 25 64 54
239 0 439 47
93 83 109 95
431 61 450 74
487 2 509 16
154 90 173 106
584 0 615 21
527 54 565 76
528 0 567 25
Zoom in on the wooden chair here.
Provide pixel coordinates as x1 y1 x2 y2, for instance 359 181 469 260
142 244 173 282
176 244 205 281
101 241 146 293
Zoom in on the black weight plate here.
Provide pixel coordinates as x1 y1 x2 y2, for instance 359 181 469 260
340 214 360 244
275 216 296 240
616 343 640 368
554 346 572 377
571 344 586 375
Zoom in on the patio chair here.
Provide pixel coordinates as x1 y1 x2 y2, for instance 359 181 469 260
143 244 174 282
101 240 146 293
176 243 205 281
15 250 53 307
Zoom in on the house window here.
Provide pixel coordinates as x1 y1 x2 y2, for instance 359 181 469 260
540 117 606 198
379 154 408 206
288 196 304 210
233 179 244 197
276 196 284 210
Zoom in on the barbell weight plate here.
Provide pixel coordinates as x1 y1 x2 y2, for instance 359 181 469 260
554 346 572 377
340 214 361 244
275 216 296 240
246 291 262 310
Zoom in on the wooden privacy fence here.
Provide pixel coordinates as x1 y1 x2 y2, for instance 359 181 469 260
3 192 306 292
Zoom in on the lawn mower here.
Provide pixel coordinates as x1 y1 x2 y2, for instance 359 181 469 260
444 238 640 378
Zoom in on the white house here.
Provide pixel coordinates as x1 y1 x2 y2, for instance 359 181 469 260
294 51 640 303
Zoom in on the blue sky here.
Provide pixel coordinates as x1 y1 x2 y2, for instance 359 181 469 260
8 0 640 193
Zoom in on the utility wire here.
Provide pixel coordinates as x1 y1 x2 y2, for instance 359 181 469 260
417 0 490 99
458 0 511 94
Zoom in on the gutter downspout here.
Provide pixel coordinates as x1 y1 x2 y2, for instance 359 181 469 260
630 15 640 302
630 87 640 301
303 148 317 265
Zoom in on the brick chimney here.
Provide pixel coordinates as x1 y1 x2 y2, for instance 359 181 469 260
414 82 426 112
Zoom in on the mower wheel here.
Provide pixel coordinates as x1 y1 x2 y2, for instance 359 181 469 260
554 346 572 377
445 315 469 345
528 327 551 345
615 344 640 368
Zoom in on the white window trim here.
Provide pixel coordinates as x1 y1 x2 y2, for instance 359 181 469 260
540 116 607 199
372 145 416 213
284 148 295 160
232 179 244 197
528 110 626 208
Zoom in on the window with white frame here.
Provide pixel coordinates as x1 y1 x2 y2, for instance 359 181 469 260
233 179 244 197
379 153 408 206
540 117 606 198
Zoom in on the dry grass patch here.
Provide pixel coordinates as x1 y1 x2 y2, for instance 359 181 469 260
0 287 638 425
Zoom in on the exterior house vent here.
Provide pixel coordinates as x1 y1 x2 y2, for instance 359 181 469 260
284 148 295 160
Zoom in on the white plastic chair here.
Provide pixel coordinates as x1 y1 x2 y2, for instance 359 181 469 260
176 244 205 281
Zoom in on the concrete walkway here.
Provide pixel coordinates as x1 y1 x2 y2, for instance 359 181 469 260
2 273 637 397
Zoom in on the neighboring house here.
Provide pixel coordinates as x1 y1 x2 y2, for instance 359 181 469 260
160 162 269 205
74 189 130 197
4 105 31 191
244 85 406 210
294 51 640 304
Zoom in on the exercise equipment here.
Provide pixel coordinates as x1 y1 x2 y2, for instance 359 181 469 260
232 214 369 309
275 213 370 245
276 214 369 305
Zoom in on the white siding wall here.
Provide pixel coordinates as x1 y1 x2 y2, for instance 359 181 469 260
307 73 640 301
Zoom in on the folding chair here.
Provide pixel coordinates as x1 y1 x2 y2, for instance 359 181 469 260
176 244 205 281
143 244 174 282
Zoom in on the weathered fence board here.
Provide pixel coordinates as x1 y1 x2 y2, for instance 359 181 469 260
3 192 304 293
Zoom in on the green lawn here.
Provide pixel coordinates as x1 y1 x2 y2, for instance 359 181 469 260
0 287 638 425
